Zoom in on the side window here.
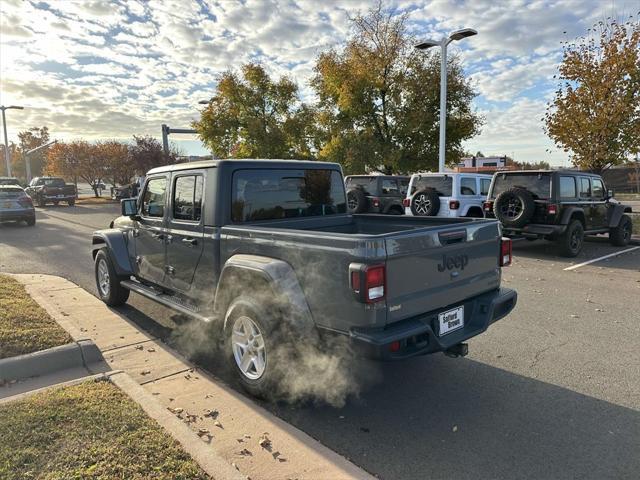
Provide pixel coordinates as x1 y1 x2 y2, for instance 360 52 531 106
480 178 491 196
460 177 476 195
559 176 577 199
173 175 203 221
141 177 167 217
592 179 604 199
399 179 409 196
381 179 399 195
579 178 591 198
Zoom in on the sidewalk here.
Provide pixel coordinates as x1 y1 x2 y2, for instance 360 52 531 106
13 274 374 480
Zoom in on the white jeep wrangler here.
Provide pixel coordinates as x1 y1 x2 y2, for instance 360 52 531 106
403 173 492 218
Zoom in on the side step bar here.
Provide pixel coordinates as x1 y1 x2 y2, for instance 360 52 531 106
120 280 212 323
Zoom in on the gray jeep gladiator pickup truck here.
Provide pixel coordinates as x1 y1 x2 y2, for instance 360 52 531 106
92 160 517 397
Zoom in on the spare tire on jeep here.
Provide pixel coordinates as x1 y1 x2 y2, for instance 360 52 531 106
411 189 440 216
346 188 368 214
493 187 536 228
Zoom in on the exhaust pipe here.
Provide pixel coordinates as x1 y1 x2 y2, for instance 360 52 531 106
444 343 468 358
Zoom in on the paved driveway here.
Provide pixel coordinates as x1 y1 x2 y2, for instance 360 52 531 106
1 204 638 479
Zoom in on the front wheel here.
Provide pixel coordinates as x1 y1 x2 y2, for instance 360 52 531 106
94 249 130 306
68 199 75 206
558 220 584 257
609 214 632 246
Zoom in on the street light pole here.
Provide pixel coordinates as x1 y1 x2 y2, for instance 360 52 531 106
415 29 477 173
1 105 25 178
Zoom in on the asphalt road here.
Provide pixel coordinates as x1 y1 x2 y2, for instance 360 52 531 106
1 204 639 480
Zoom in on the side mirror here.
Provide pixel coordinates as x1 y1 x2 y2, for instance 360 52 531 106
607 189 614 199
121 198 138 217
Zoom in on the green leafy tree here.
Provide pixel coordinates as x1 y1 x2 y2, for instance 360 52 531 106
312 4 482 174
194 63 315 159
545 16 640 173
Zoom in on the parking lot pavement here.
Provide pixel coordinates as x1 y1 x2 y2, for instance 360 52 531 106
1 208 639 479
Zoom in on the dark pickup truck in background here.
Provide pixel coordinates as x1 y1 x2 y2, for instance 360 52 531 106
25 176 77 207
92 160 517 397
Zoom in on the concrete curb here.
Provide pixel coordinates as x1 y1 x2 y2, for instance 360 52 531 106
0 340 106 381
108 370 246 480
0 372 110 406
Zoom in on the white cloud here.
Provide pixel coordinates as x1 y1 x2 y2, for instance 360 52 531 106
1 0 623 165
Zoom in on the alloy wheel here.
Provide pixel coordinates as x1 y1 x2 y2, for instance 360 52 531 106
232 315 266 380
414 194 431 215
97 258 110 297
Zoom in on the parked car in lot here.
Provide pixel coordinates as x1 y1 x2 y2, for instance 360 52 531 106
345 175 409 214
0 185 35 226
404 172 492 218
92 160 517 398
0 177 21 186
110 184 134 200
483 170 633 257
25 177 77 207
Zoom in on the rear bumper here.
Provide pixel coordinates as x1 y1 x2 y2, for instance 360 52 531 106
43 195 75 201
0 208 35 221
503 224 566 238
342 287 517 360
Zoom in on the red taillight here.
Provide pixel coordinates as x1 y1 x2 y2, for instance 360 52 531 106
449 200 460 210
389 341 401 352
483 201 493 212
402 198 410 207
547 204 557 215
500 237 512 267
372 198 380 208
351 264 386 303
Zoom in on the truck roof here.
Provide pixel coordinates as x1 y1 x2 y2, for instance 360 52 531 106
147 159 342 175
495 169 601 177
411 172 492 178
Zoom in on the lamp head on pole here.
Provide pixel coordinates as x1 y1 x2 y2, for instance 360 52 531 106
414 39 440 50
449 28 477 41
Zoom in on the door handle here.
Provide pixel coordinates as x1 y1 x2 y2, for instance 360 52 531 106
181 237 198 246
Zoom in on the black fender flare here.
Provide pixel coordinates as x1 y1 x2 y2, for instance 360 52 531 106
559 207 586 227
91 229 134 276
607 204 633 228
213 254 314 332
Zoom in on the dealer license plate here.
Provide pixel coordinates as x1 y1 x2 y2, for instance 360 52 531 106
438 306 464 336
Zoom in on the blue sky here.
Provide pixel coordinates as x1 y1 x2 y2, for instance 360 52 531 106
0 0 635 166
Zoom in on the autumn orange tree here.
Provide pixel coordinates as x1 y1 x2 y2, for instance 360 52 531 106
98 141 135 188
545 15 640 173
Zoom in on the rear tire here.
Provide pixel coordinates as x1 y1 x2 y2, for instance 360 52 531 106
68 199 75 206
225 296 282 399
558 220 584 257
609 214 632 246
94 249 130 306
25 216 36 226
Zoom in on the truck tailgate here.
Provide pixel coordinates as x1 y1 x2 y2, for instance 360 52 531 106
385 221 501 324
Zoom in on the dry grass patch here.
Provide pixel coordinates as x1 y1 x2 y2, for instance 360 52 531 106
0 274 72 359
76 195 117 205
0 379 208 479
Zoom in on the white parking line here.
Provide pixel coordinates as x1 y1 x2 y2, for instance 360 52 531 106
564 246 640 271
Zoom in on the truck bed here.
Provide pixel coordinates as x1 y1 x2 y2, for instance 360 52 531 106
221 214 502 332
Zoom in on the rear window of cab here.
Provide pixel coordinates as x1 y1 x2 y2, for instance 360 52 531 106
231 169 347 222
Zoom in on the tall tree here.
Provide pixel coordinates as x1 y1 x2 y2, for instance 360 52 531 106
194 63 315 159
545 16 640 173
44 141 104 196
99 141 134 187
312 4 482 174
129 135 180 174
5 127 50 179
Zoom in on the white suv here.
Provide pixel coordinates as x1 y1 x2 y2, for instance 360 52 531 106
403 173 492 218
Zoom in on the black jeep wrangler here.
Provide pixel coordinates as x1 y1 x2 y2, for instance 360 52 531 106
345 175 409 214
483 170 633 257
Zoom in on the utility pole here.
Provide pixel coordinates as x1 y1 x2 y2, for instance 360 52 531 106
1 105 24 177
24 140 57 183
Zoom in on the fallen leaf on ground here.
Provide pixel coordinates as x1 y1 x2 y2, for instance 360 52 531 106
204 409 219 418
214 420 223 428
238 448 252 456
135 345 144 350
197 428 210 437
147 347 156 352
259 433 271 449
140 370 151 375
